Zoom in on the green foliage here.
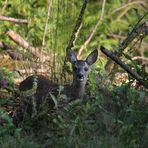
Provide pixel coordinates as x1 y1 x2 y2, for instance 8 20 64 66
1 83 148 147
0 68 14 88
0 68 17 104
0 0 147 147
0 109 13 135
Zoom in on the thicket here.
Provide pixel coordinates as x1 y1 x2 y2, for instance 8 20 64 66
0 0 148 148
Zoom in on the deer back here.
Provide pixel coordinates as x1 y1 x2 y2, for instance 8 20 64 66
19 75 58 112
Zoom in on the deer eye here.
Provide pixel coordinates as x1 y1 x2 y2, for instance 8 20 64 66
73 66 78 71
84 67 88 71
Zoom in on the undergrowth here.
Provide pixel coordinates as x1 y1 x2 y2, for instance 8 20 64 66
0 69 147 148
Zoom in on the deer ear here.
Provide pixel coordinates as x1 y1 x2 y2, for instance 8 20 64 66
67 50 77 63
85 49 98 65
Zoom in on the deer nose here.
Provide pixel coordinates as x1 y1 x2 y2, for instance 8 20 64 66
77 74 84 81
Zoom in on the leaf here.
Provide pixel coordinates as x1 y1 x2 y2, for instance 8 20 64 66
49 93 58 108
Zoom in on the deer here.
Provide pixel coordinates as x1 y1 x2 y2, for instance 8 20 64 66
13 49 98 126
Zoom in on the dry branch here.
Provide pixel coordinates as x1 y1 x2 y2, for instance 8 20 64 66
0 15 28 24
6 30 41 58
100 46 148 89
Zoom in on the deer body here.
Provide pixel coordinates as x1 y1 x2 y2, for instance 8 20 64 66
19 75 58 110
13 49 98 125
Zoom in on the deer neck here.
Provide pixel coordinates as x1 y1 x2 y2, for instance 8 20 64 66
71 79 86 99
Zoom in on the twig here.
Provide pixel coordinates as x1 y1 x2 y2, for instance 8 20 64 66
117 6 133 20
0 15 28 24
132 56 148 61
110 1 146 15
77 0 106 58
105 14 148 73
42 0 52 48
1 0 8 15
40 0 52 73
100 46 148 89
117 19 148 54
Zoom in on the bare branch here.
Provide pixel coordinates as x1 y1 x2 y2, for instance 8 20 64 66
0 15 28 24
100 46 148 89
6 30 40 58
77 0 106 58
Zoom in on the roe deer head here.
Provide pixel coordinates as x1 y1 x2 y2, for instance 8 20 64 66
66 49 98 99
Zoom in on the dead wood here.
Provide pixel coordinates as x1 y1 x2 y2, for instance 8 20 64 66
6 30 41 58
100 46 148 89
0 15 28 24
